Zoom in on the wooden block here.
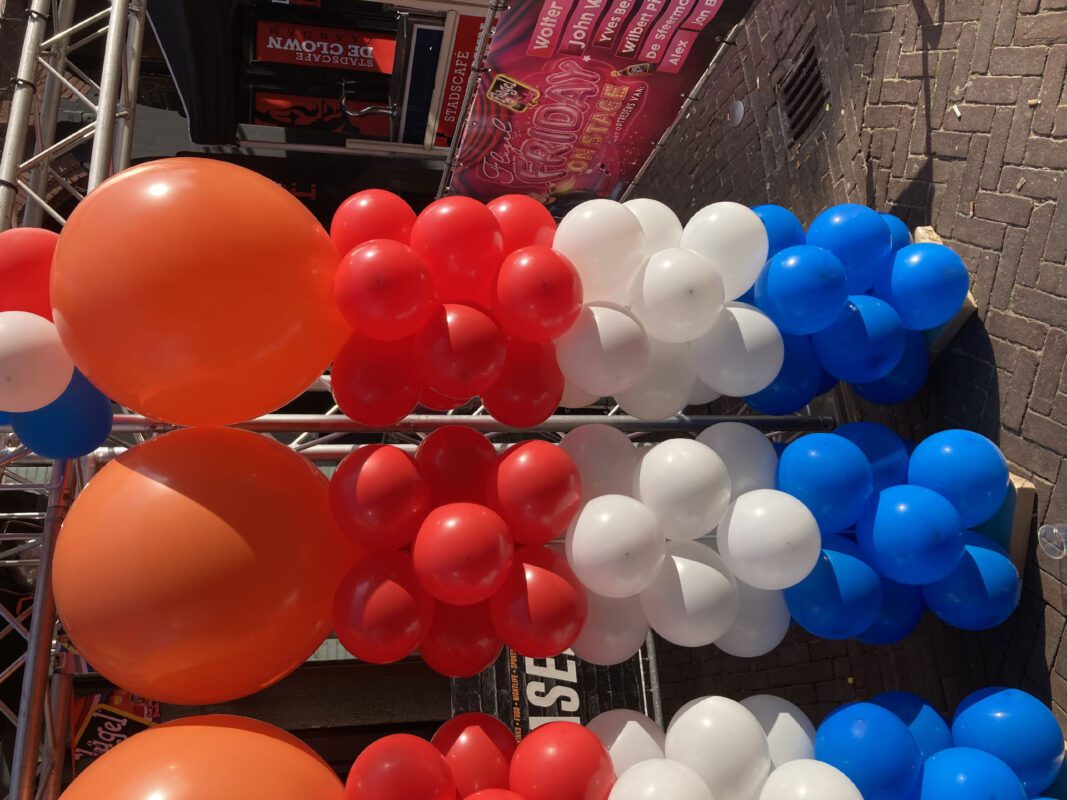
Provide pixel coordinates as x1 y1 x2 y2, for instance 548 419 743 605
923 291 978 363
1007 473 1036 574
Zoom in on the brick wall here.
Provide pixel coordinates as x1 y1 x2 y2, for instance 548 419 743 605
638 0 1067 729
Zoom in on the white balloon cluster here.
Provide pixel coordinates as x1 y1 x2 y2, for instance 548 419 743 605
590 696 861 800
561 422 822 665
553 199 784 418
0 311 74 412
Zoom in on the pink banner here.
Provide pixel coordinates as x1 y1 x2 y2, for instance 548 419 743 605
590 0 637 49
526 0 576 57
615 0 664 59
639 0 694 62
560 0 610 53
682 0 724 31
659 27 699 72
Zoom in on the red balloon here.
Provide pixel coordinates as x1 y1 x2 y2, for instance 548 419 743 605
331 189 417 256
487 441 582 545
482 341 563 428
492 247 582 343
329 444 430 550
487 195 556 254
432 712 517 798
333 551 435 664
0 228 57 320
468 792 528 800
335 240 436 341
410 197 504 306
419 385 470 412
509 722 614 800
489 546 587 658
346 733 455 800
416 426 498 506
332 332 419 425
418 304 506 399
413 503 514 605
420 601 502 677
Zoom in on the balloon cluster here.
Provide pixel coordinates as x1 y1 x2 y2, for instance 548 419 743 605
814 687 1064 800
329 191 583 426
348 716 613 800
747 203 970 412
328 428 585 674
0 228 112 458
779 425 1020 641
562 422 818 663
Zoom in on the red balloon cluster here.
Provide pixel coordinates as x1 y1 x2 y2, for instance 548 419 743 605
328 190 583 426
344 717 613 800
329 428 586 673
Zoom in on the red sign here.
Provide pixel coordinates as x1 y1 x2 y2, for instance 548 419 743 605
252 91 391 137
254 21 396 74
435 15 485 147
451 0 730 204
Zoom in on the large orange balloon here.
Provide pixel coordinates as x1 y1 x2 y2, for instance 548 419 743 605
50 158 347 426
60 715 343 800
53 427 348 704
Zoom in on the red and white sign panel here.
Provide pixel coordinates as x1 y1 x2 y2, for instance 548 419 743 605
254 21 397 74
435 14 485 147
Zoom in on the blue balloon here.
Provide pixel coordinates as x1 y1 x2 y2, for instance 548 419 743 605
754 245 849 335
872 691 951 761
921 748 1026 800
744 334 822 414
815 701 923 800
737 284 757 305
753 204 806 257
777 433 874 534
772 440 787 456
881 212 912 251
974 481 1018 558
835 421 909 491
851 329 929 404
908 429 1009 527
0 410 9 425
785 534 883 639
813 295 906 383
806 203 894 292
9 370 112 459
814 365 838 395
922 532 1020 631
857 485 965 584
858 575 926 644
874 243 970 331
952 687 1064 796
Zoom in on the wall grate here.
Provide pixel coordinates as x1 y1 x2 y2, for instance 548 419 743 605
779 42 829 145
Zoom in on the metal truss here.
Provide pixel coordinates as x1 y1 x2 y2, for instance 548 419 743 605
0 0 146 230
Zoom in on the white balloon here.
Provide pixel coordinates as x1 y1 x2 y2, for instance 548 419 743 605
554 200 646 303
0 311 75 412
639 540 738 647
666 695 771 800
697 422 778 497
758 760 862 800
680 201 769 300
571 590 649 665
555 304 651 396
624 198 683 256
566 495 666 598
609 759 712 800
688 373 721 406
714 580 791 657
740 695 816 769
630 248 725 343
634 438 732 540
588 709 665 777
717 489 821 590
561 380 600 408
561 424 638 499
615 337 694 421
690 303 784 397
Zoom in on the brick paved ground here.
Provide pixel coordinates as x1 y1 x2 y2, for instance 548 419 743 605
638 0 1067 727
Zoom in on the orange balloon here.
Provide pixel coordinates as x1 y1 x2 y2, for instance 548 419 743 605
53 427 348 705
50 158 347 426
159 715 330 770
59 715 343 800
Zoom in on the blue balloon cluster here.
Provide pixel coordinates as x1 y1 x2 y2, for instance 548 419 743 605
780 426 1020 640
814 688 1064 800
7 370 112 458
744 203 969 412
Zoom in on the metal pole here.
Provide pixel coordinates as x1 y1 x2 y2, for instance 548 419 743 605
22 0 79 228
86 0 130 191
114 0 146 170
0 0 53 230
643 631 664 727
40 668 73 800
9 460 73 800
435 0 504 198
